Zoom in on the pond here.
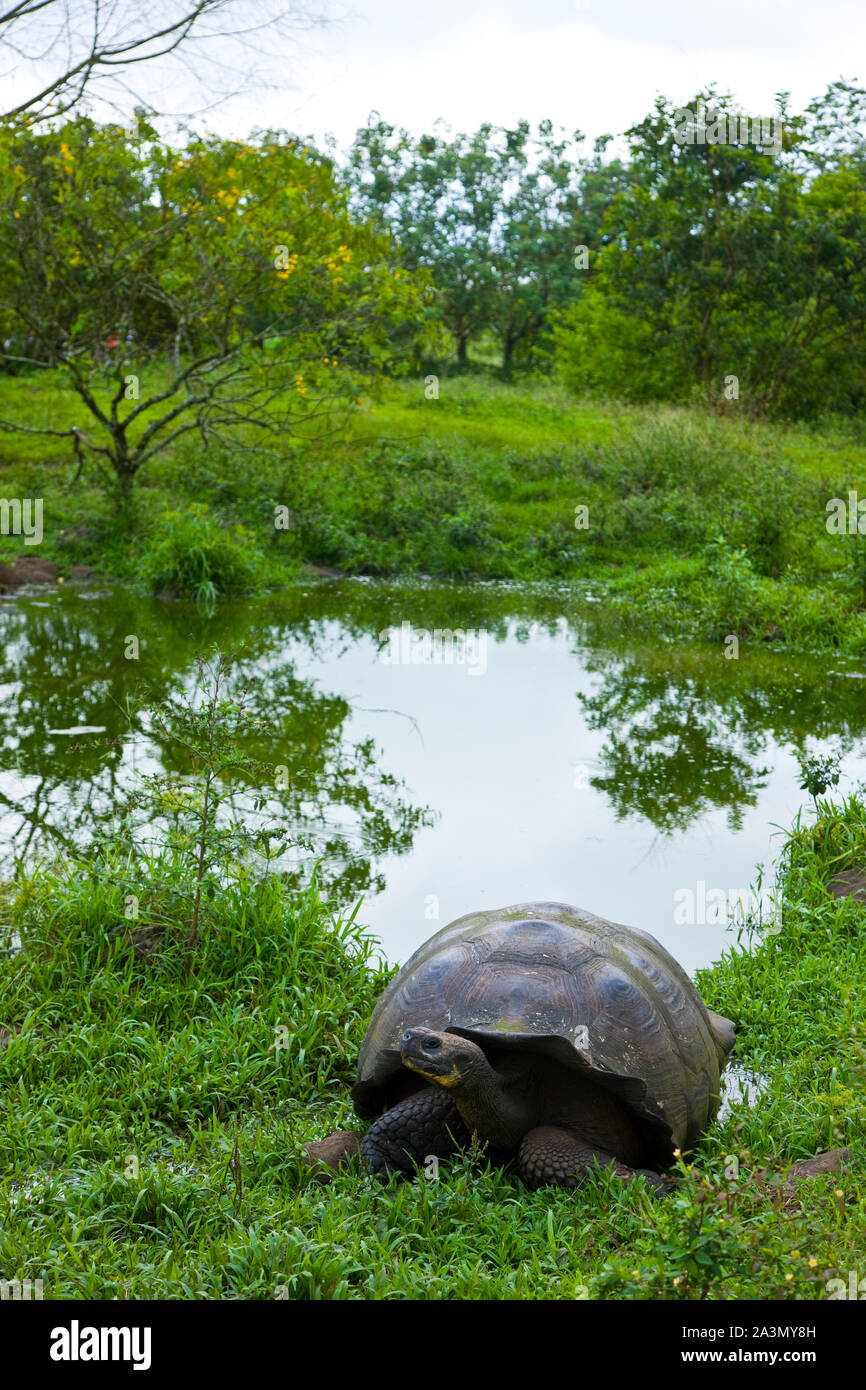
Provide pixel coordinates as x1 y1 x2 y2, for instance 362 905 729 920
2 577 865 974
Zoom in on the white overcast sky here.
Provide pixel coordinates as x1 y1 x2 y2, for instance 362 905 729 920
222 0 864 154
5 0 864 154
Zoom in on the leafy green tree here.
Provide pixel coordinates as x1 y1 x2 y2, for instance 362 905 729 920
485 120 577 370
0 116 433 504
493 129 631 370
553 87 866 418
347 117 508 364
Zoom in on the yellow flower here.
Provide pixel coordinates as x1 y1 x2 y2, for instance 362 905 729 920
275 253 299 280
808 1258 818 1268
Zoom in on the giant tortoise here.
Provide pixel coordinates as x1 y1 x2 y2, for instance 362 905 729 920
304 902 735 1191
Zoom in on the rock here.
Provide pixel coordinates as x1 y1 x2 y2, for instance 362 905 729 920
301 1130 362 1181
77 589 112 600
827 868 866 904
69 565 94 582
0 555 57 588
785 1148 853 1181
753 1148 854 1187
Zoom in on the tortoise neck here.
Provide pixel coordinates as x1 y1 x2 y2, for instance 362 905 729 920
450 1055 526 1152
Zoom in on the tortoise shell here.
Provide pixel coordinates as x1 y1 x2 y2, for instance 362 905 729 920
351 902 735 1162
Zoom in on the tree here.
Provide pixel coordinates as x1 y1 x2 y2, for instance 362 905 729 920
0 116 433 504
491 126 630 371
347 117 507 365
0 0 332 123
347 118 631 370
553 87 866 417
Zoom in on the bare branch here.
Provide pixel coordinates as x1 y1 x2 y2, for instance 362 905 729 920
0 0 341 123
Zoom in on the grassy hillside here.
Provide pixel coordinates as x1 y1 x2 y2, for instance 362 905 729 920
2 370 866 650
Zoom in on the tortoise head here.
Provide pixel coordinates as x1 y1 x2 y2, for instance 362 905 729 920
398 1026 529 1151
399 1027 487 1090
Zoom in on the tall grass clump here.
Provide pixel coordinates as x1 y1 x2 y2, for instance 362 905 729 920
141 504 265 603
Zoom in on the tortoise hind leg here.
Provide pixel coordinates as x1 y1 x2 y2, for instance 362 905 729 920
361 1085 470 1178
517 1125 667 1194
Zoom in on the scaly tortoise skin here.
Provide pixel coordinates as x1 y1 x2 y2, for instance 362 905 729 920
307 902 735 1192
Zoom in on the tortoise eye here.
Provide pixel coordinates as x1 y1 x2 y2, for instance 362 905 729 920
422 1036 441 1052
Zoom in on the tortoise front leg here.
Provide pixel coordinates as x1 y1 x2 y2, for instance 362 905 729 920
361 1086 470 1178
517 1125 667 1193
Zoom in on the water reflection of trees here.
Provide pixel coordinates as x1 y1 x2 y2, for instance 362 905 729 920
579 678 770 832
576 644 866 833
3 582 865 874
249 585 866 837
0 593 431 899
148 661 432 901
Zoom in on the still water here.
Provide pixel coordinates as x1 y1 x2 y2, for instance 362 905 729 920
2 578 865 974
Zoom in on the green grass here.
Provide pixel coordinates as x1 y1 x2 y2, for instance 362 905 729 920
2 367 866 645
1 794 864 1300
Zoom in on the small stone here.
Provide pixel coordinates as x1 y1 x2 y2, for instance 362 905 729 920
301 1130 362 1182
827 868 866 904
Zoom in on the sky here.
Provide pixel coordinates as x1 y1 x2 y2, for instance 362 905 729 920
3 0 864 155
217 0 864 154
